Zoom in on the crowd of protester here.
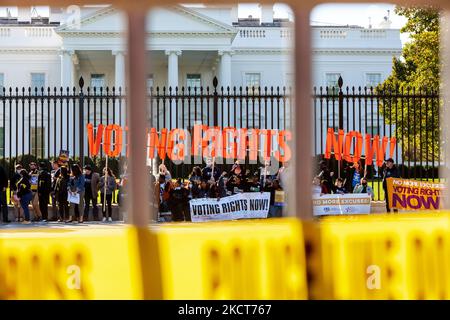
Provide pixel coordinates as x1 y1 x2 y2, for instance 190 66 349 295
312 157 400 211
154 160 286 222
0 161 118 224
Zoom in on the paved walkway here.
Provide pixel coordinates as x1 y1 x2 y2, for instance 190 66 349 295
0 220 127 230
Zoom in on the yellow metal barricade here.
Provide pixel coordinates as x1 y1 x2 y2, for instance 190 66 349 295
0 218 308 300
306 213 450 300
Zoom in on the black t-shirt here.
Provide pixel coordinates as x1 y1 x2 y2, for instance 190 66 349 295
84 173 93 194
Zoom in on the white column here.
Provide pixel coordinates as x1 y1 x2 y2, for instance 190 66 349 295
113 50 126 90
60 49 74 88
219 50 233 88
165 50 181 89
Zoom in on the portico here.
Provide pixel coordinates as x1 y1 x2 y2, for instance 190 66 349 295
56 5 237 90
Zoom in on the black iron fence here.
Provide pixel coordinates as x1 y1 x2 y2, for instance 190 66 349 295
0 76 442 201
0 76 293 179
313 76 441 200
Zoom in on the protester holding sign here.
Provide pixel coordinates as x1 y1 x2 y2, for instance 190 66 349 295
333 178 347 195
159 163 172 183
29 162 42 221
386 177 443 211
353 177 374 200
382 158 400 212
202 158 221 182
68 164 85 223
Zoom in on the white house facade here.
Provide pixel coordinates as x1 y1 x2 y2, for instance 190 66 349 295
0 4 402 161
0 4 402 90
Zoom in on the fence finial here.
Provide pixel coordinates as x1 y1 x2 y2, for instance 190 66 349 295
79 76 84 89
213 76 218 89
338 76 343 89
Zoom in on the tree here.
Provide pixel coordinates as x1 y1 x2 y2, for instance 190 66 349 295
378 6 440 163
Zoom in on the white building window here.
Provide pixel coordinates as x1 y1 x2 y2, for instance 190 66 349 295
90 74 105 89
31 73 45 92
31 127 45 157
366 73 382 88
0 73 4 92
147 74 154 92
186 74 201 89
325 73 341 91
366 126 379 137
245 73 261 94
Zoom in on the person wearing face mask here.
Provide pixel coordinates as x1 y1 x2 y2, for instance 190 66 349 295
353 177 374 200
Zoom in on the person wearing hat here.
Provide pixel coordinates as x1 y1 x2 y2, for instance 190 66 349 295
28 162 42 221
37 162 52 222
382 158 400 213
83 165 100 221
10 164 23 221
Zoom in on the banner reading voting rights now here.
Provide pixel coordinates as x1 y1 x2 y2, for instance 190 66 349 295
386 177 444 210
190 192 271 223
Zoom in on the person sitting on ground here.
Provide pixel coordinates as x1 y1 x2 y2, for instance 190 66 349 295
226 175 244 194
353 177 374 200
312 176 328 196
333 177 347 195
197 180 211 198
217 172 229 198
201 158 221 182
248 172 261 192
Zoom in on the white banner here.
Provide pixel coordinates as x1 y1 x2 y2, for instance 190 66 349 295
313 193 371 216
190 192 271 223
